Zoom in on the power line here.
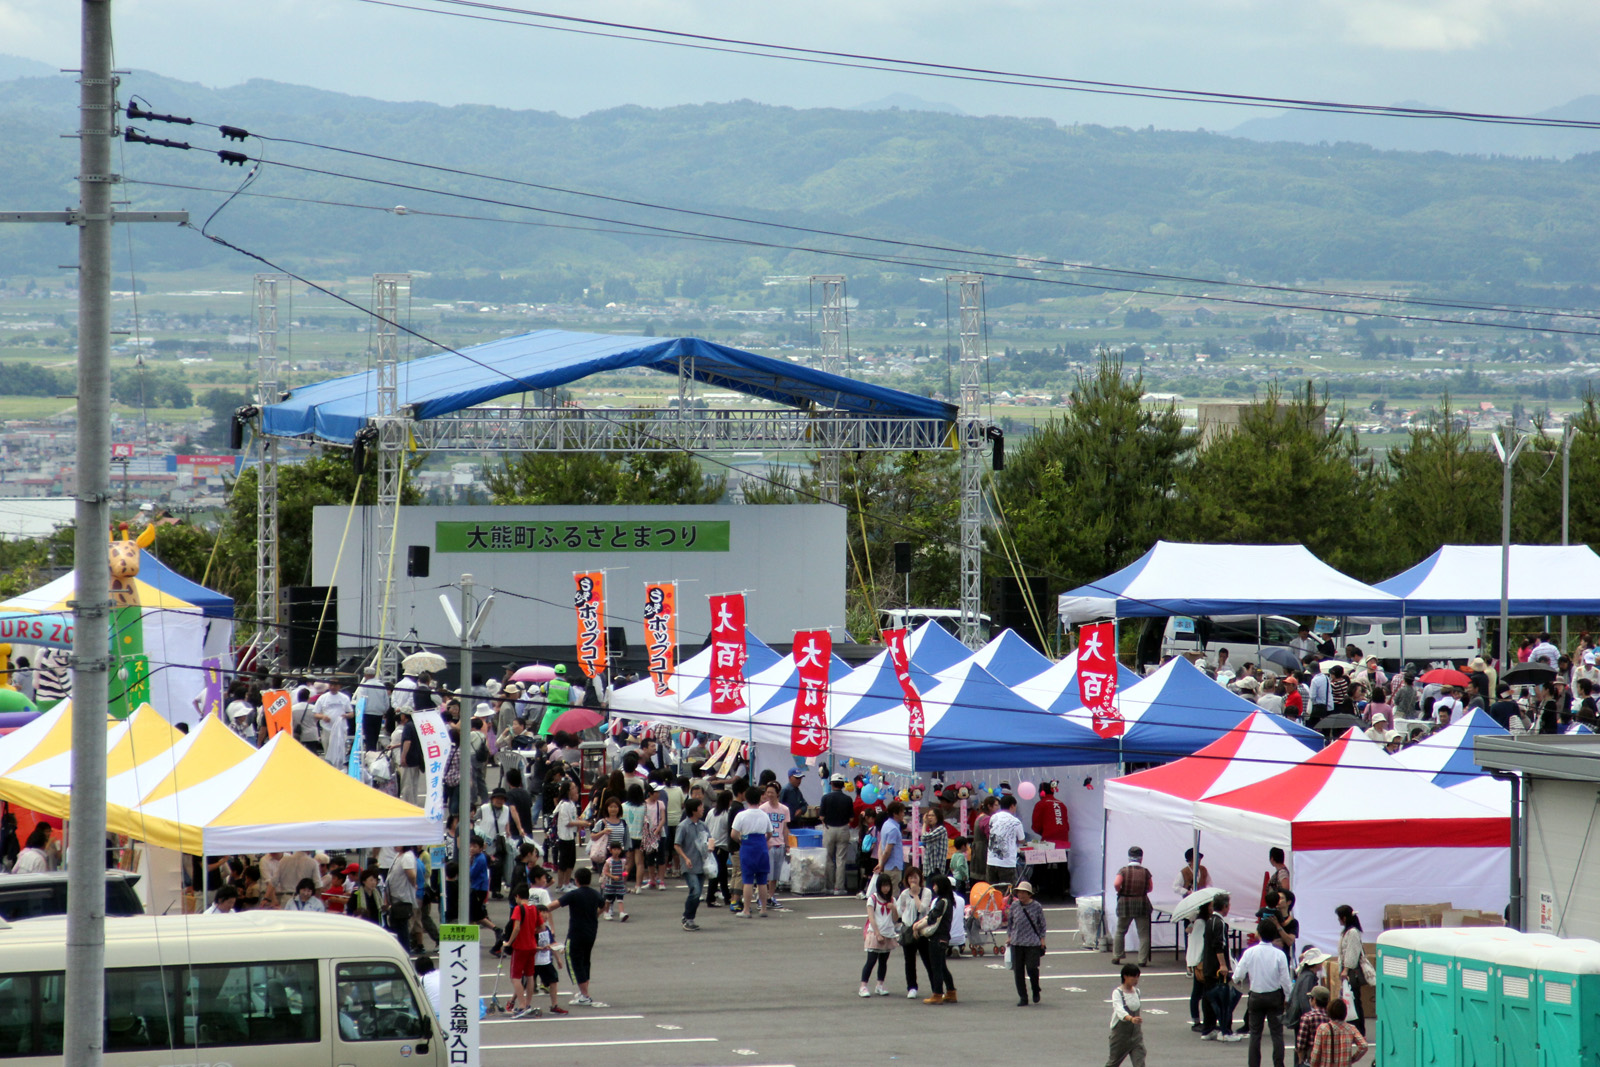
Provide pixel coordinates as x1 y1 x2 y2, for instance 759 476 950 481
358 0 1600 132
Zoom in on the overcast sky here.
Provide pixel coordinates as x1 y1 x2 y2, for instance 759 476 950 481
2 0 1597 136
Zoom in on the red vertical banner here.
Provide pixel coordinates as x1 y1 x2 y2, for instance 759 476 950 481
707 592 748 714
574 571 608 678
1077 621 1123 738
882 627 925 753
789 629 831 756
643 581 678 697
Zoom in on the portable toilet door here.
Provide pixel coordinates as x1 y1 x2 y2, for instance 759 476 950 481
1377 930 1424 1067
1455 952 1496 1067
1534 939 1600 1067
1414 937 1460 1067
1487 939 1546 1067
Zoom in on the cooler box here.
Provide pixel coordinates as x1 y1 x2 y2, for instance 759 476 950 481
1535 939 1600 1067
791 828 822 850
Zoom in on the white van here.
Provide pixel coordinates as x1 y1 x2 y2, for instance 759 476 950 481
1328 616 1483 669
879 607 992 643
1160 614 1302 667
0 911 442 1065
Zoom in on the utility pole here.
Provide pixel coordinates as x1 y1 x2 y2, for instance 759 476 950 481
457 573 474 927
1493 422 1531 670
0 10 186 1062
1562 421 1573 651
372 274 410 681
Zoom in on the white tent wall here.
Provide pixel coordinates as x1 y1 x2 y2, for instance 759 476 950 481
133 842 185 916
145 608 206 727
1180 826 1277 927
1292 846 1508 951
1102 795 1202 913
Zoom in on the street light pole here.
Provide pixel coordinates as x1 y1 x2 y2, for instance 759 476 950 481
1493 422 1531 670
457 573 473 927
1562 422 1573 651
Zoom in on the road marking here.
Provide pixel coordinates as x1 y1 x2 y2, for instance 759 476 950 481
1040 972 1192 980
806 913 865 920
482 1013 643 1022
485 1037 718 1050
1061 986 1087 992
1042 906 1080 913
1102 995 1190 1003
657 1024 683 1030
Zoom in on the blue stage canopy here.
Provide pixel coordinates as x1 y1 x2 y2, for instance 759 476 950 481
141 552 234 620
261 331 955 445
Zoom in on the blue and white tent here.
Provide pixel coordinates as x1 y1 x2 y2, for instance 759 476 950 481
1101 654 1322 760
829 659 1108 772
1012 649 1142 717
1393 707 1508 786
609 632 784 726
1377 545 1600 616
945 629 1055 687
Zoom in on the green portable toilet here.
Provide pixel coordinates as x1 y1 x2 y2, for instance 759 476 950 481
1483 936 1557 1067
1377 929 1425 1067
1455 947 1496 1067
1534 938 1600 1067
1379 930 1487 1067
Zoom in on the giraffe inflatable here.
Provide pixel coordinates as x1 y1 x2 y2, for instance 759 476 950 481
107 523 157 716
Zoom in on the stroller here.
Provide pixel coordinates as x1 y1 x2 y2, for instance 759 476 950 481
964 881 1008 956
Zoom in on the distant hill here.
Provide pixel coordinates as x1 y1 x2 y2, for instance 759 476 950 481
0 54 55 82
1229 96 1600 160
3 63 1600 292
851 93 966 116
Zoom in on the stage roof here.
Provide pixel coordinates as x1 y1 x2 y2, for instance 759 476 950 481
261 330 956 445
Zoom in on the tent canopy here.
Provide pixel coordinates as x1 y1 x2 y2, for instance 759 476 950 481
261 330 956 445
1376 544 1600 615
1012 649 1142 717
951 629 1055 688
1058 541 1402 622
609 633 783 724
1104 656 1323 759
129 732 441 855
0 571 198 613
1107 710 1322 813
1393 707 1508 787
1194 728 1508 850
139 552 234 619
0 704 178 818
830 660 1108 772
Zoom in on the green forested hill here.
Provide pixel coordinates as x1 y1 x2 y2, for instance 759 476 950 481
3 65 1600 290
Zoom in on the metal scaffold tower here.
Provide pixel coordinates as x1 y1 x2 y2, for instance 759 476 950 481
814 274 846 503
253 273 288 666
372 273 409 680
954 274 987 649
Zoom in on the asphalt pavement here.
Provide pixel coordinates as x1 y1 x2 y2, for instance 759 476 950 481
470 885 1267 1067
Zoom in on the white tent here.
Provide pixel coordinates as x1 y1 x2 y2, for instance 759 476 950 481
1058 540 1402 622
1102 711 1320 912
1193 729 1509 949
1376 544 1600 615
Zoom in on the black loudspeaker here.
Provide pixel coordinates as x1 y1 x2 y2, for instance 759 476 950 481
993 575 1051 652
285 585 339 670
228 409 246 450
893 542 913 574
407 545 430 578
608 626 628 652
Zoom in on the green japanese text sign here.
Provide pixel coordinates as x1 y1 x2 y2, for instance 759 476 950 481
436 520 730 553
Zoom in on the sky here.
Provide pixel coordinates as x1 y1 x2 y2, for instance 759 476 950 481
1 0 1598 137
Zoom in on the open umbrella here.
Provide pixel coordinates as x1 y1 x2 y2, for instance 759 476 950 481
1172 885 1226 923
547 706 604 735
1419 668 1472 688
1258 647 1303 674
1501 663 1556 688
401 650 447 675
511 664 556 684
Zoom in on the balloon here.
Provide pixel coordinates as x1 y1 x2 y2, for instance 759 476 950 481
861 785 879 803
1018 780 1037 801
898 788 910 801
846 758 857 767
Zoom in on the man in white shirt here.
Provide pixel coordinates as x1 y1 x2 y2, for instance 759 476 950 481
986 795 1026 886
1529 633 1561 670
1236 921 1294 1067
314 679 354 768
1256 678 1285 716
1289 626 1319 664
1434 688 1465 726
357 666 390 752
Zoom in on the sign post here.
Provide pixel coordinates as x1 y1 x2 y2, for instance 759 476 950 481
439 924 480 1066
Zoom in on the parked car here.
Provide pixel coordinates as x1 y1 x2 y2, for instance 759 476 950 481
0 870 144 922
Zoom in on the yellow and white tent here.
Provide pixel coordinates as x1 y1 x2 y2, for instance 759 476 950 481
0 703 178 817
0 700 79 778
104 713 256 825
127 732 442 855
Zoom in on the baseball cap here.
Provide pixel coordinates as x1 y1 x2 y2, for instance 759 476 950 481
787 766 804 779
830 773 847 784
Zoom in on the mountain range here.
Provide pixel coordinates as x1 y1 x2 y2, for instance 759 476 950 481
2 57 1599 293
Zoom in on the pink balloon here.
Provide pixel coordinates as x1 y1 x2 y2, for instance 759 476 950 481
1017 780 1037 801
511 664 555 683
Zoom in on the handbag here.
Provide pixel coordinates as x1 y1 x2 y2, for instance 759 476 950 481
898 924 919 946
1357 953 1376 986
587 833 608 866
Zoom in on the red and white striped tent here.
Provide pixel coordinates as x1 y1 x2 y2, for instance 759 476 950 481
1102 711 1319 913
1192 728 1509 950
